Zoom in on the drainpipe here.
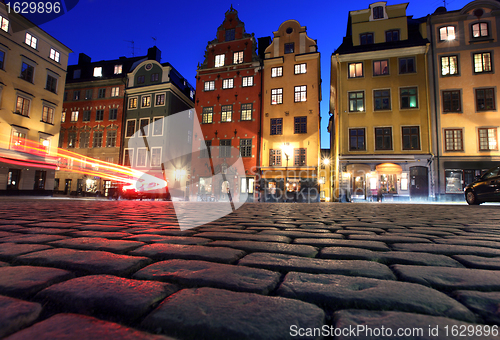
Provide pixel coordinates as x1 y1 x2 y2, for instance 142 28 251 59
335 53 342 201
257 58 264 202
424 42 434 199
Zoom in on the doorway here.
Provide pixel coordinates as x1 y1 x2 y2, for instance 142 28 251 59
64 179 72 195
410 166 428 199
7 169 21 191
240 177 255 202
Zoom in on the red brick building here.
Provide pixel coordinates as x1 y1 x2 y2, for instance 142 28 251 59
192 6 267 202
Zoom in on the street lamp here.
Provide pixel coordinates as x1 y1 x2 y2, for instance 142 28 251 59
282 143 293 201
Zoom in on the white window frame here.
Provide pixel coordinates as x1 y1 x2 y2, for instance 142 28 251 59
153 116 164 136
10 127 28 151
271 88 283 105
15 95 31 117
139 118 150 137
294 86 307 102
142 95 151 108
25 32 37 49
49 48 60 62
294 63 307 74
41 105 55 124
46 71 59 94
155 93 165 106
136 147 148 167
125 119 136 138
204 80 215 91
111 87 120 97
222 78 234 89
233 51 244 64
70 111 79 122
215 54 225 67
242 76 253 87
0 16 9 33
271 67 283 77
123 148 134 166
151 147 162 167
93 67 103 77
128 97 138 109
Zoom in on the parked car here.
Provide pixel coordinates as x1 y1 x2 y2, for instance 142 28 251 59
464 165 500 205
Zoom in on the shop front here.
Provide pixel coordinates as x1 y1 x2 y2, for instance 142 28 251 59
260 168 319 203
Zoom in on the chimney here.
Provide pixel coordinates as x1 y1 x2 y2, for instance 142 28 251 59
147 46 161 63
78 53 91 65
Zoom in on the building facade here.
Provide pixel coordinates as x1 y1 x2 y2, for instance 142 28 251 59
0 4 71 195
428 0 500 200
192 6 263 202
261 19 321 202
332 1 433 202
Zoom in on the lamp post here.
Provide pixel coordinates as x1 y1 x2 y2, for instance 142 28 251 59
282 143 293 202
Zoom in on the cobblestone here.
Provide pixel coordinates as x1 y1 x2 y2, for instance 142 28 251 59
0 243 53 261
0 295 42 338
208 240 318 257
454 290 500 324
48 237 144 253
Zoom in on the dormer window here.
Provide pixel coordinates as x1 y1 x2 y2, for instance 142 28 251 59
93 67 102 77
472 22 489 39
439 26 456 41
373 6 384 19
386 30 399 42
225 29 235 41
360 33 374 45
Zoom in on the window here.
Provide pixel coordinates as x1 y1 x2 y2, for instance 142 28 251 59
445 129 463 151
270 149 281 166
114 65 122 74
129 97 137 109
292 116 307 134
20 62 34 82
0 50 4 70
373 60 388 76
348 63 363 78
271 88 283 104
374 90 391 110
240 139 252 157
442 90 461 112
375 127 392 150
472 22 489 38
49 48 60 62
373 6 384 19
93 67 102 77
41 106 54 124
294 64 306 74
73 69 81 79
10 129 26 151
93 131 103 148
61 112 66 122
241 103 252 121
106 131 116 147
219 139 231 158
139 118 149 136
95 109 104 121
79 132 90 148
201 140 211 158
284 43 294 54
294 86 307 102
270 118 283 135
123 149 133 166
16 96 30 116
73 90 80 100
360 33 374 45
399 57 415 74
349 128 366 151
142 95 151 108
440 26 456 41
217 105 231 122
441 56 458 76
71 111 78 122
222 78 234 89
233 51 244 64
137 148 147 167
402 126 420 150
476 88 495 111
155 93 165 106
242 76 253 87
25 33 37 49
63 92 68 101
204 81 215 91
215 54 225 67
0 16 9 32
82 110 90 122
39 137 49 153
85 89 92 100
111 87 119 97
202 107 213 124
478 128 498 150
98 88 106 98
386 30 399 42
151 73 159 82
400 87 418 109
125 120 136 137
151 147 162 167
473 52 492 73
153 117 163 136
109 108 117 120
349 91 364 112
271 67 283 77
58 133 64 148
294 148 306 166
226 29 235 41
68 132 76 148
137 75 145 84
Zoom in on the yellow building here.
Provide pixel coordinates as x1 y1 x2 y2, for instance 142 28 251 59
0 4 71 195
331 1 433 202
260 20 321 202
428 0 500 200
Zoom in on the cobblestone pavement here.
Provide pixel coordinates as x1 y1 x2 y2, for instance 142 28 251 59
1 199 500 339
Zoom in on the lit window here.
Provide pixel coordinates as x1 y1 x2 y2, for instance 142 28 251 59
349 91 364 112
61 112 66 122
16 96 30 116
374 90 391 111
41 106 54 124
222 78 233 89
71 111 79 122
93 67 102 77
202 107 213 124
348 62 363 78
284 43 294 54
270 149 281 166
114 65 122 74
0 16 9 32
204 81 215 91
11 130 27 151
155 93 165 106
271 67 283 77
240 139 252 157
400 87 418 109
142 96 151 108
478 128 498 151
111 87 119 97
129 97 137 109
444 129 463 151
440 26 456 41
49 48 60 62
473 52 492 73
472 22 489 38
215 54 225 67
441 56 458 76
241 103 252 121
151 147 162 167
221 105 232 122
294 64 306 74
271 88 283 105
25 33 37 49
233 51 244 64
242 76 253 87
294 85 307 102
476 88 495 111
373 60 388 76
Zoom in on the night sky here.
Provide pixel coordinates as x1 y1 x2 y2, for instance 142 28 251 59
39 0 472 148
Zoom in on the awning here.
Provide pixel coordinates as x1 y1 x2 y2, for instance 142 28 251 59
376 163 402 174
346 163 371 176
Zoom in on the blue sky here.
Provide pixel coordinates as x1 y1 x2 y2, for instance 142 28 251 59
40 0 472 148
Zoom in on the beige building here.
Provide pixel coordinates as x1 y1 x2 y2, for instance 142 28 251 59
0 4 71 195
260 20 321 202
